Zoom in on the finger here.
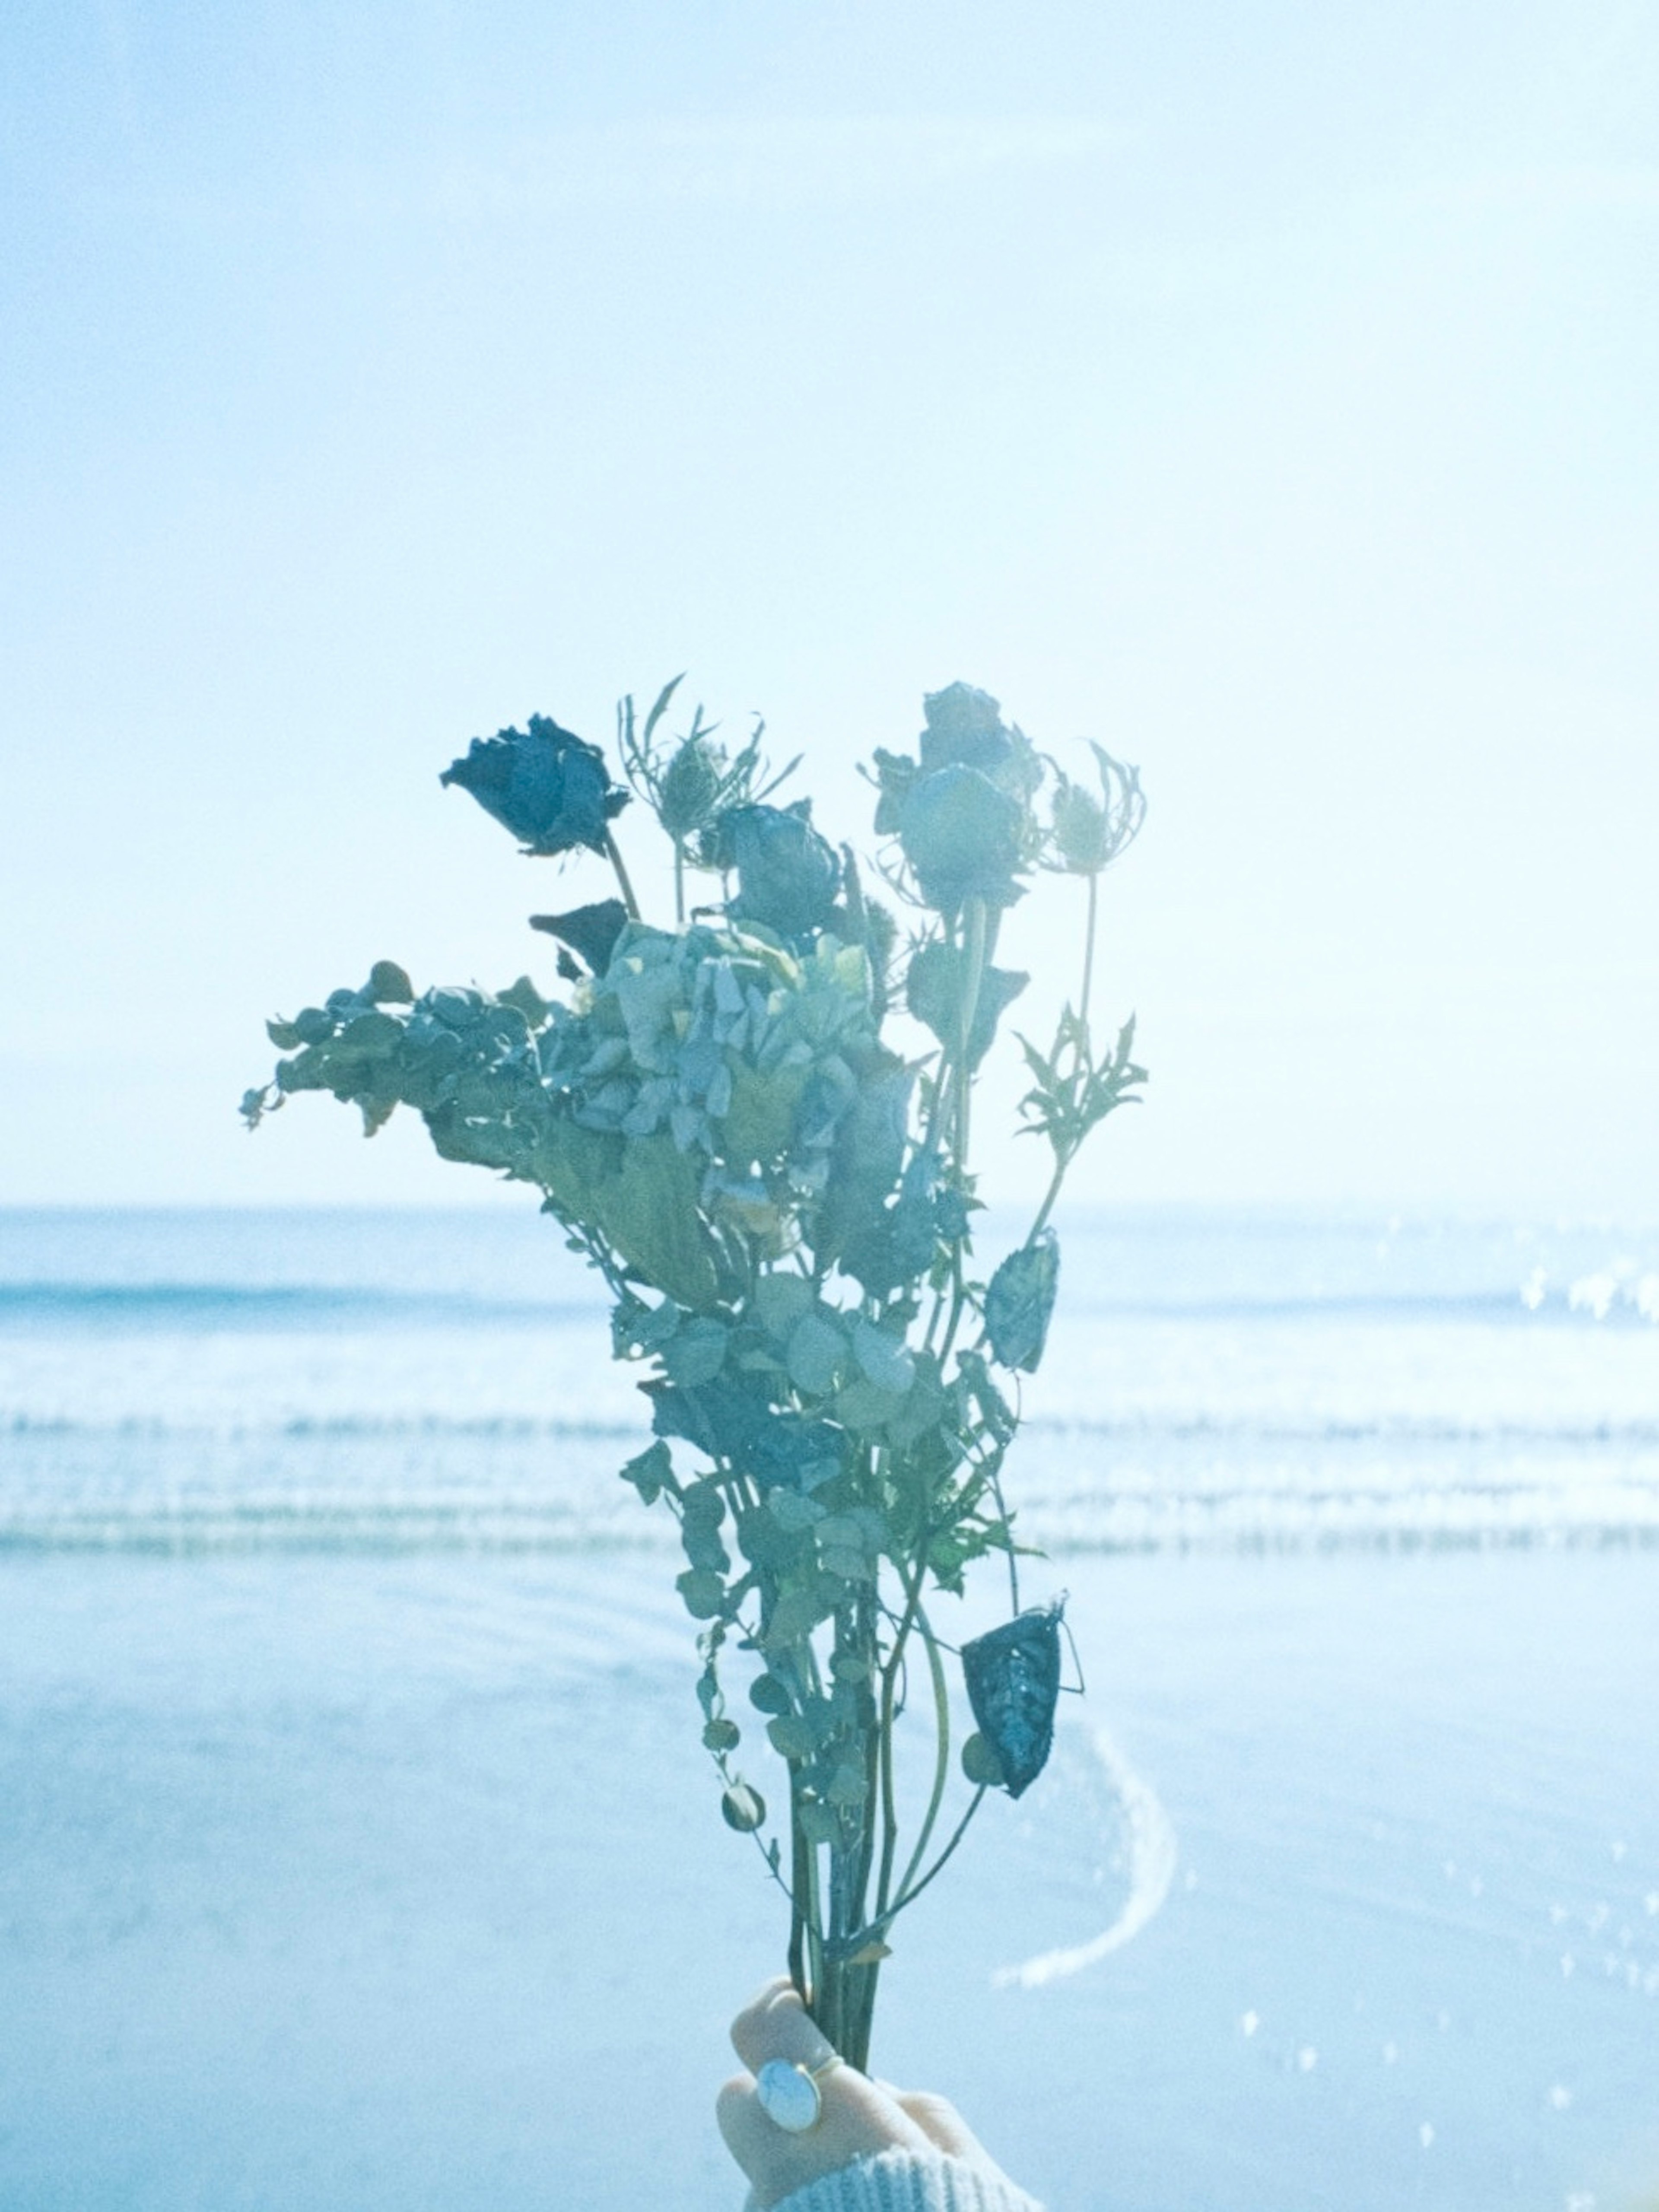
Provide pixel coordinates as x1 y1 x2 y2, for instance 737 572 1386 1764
717 2071 926 2212
721 1984 934 2212
871 2085 981 2161
728 1977 840 2075
725 1977 930 2146
874 2083 1019 2186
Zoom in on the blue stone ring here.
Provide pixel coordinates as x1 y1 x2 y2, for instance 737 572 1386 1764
754 2052 844 2133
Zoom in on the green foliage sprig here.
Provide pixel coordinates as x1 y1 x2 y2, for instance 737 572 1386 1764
244 678 1145 2067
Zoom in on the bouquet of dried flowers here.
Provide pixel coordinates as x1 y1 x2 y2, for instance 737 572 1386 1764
243 677 1144 2068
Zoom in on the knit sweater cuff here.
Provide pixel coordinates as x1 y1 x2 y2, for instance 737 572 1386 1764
766 2145 1044 2212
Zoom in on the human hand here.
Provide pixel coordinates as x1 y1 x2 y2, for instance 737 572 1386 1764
716 1975 1027 2212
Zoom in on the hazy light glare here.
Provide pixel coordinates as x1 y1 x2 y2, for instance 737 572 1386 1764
2 0 1654 1214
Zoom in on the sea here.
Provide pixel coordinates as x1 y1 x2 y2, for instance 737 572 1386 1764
2 1207 1656 2211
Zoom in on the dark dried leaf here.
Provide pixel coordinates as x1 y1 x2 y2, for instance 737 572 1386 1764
906 942 1027 1070
960 1600 1065 1798
529 899 630 975
984 1229 1060 1373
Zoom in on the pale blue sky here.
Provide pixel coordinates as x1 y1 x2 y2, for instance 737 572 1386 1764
3 0 1655 1214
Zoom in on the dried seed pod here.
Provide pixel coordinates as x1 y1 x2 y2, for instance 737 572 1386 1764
721 1782 766 1832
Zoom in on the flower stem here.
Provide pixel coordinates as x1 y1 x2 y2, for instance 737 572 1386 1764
1027 1158 1068 1247
889 1785 988 1919
1022 871 1101 1248
1081 869 1099 1031
604 829 642 922
830 1786 990 1963
891 1603 950 1909
954 898 987 1172
874 1557 928 1917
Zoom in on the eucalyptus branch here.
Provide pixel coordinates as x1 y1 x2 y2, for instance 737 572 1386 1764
749 1825 796 1908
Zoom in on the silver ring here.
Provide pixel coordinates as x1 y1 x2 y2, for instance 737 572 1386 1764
754 2053 843 2133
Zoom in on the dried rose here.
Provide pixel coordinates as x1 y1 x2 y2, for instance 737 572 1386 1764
441 714 629 855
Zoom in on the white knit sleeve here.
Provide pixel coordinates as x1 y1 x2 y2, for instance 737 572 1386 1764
764 2145 1045 2212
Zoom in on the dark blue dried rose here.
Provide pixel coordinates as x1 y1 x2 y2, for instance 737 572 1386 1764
984 1228 1059 1373
960 1599 1065 1799
919 682 1013 775
715 802 842 941
898 766 1025 914
440 714 629 855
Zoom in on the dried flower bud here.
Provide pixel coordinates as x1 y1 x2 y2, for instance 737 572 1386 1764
1052 782 1110 873
1047 743 1146 877
658 734 725 839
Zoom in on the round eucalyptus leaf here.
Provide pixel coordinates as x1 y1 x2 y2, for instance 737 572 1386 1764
961 1732 1007 1787
748 1673 793 1716
366 960 414 1004
702 1717 741 1753
676 1568 728 1620
767 1713 817 1761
